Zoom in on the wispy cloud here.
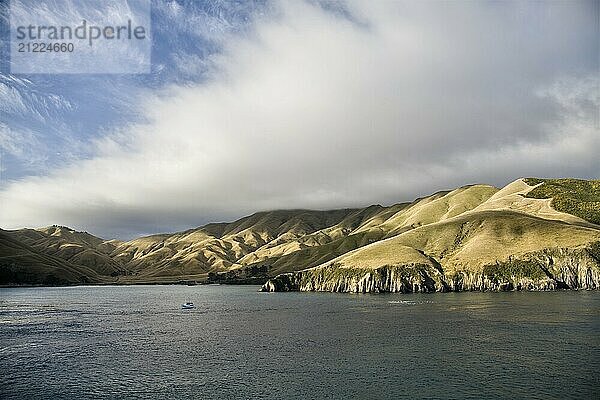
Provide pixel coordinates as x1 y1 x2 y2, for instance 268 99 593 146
0 0 264 185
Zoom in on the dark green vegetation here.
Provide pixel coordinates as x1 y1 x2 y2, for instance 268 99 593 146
482 259 547 283
1 178 599 289
524 178 600 224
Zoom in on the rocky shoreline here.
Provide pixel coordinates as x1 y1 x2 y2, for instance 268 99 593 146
261 246 600 293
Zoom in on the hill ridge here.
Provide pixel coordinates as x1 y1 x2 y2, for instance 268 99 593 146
1 177 599 288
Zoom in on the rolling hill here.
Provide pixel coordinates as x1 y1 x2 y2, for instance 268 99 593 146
1 177 599 291
263 178 600 292
0 229 106 285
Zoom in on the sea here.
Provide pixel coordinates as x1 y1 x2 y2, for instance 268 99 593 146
0 285 598 399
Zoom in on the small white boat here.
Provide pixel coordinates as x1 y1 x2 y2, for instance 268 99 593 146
181 302 195 309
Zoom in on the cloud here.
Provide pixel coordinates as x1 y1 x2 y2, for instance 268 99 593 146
0 0 598 239
0 123 39 159
9 0 151 74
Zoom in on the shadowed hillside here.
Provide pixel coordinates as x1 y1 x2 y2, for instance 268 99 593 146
0 230 104 285
9 226 125 276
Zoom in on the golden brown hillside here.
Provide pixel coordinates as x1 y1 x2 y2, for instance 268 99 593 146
2 178 598 288
263 179 600 292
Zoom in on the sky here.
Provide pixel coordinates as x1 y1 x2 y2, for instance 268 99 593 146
0 0 598 239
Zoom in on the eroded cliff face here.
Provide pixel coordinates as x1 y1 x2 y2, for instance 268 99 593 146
261 245 600 293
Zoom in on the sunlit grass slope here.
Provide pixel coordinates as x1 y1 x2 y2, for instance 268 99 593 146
2 178 599 285
524 178 600 225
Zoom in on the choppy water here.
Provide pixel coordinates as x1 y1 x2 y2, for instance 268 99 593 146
0 285 598 399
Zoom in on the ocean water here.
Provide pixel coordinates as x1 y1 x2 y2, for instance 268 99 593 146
0 285 598 399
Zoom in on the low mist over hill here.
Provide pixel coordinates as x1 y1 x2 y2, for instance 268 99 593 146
2 178 599 292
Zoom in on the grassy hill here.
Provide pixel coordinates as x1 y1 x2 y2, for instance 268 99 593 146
263 178 600 292
242 185 498 275
2 177 599 289
0 229 104 285
7 225 126 277
523 178 600 224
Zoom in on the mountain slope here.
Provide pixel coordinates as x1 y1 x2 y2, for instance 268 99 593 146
109 209 360 281
0 229 104 285
2 177 598 288
104 185 498 281
242 185 498 275
262 178 600 292
523 178 600 224
6 226 125 277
